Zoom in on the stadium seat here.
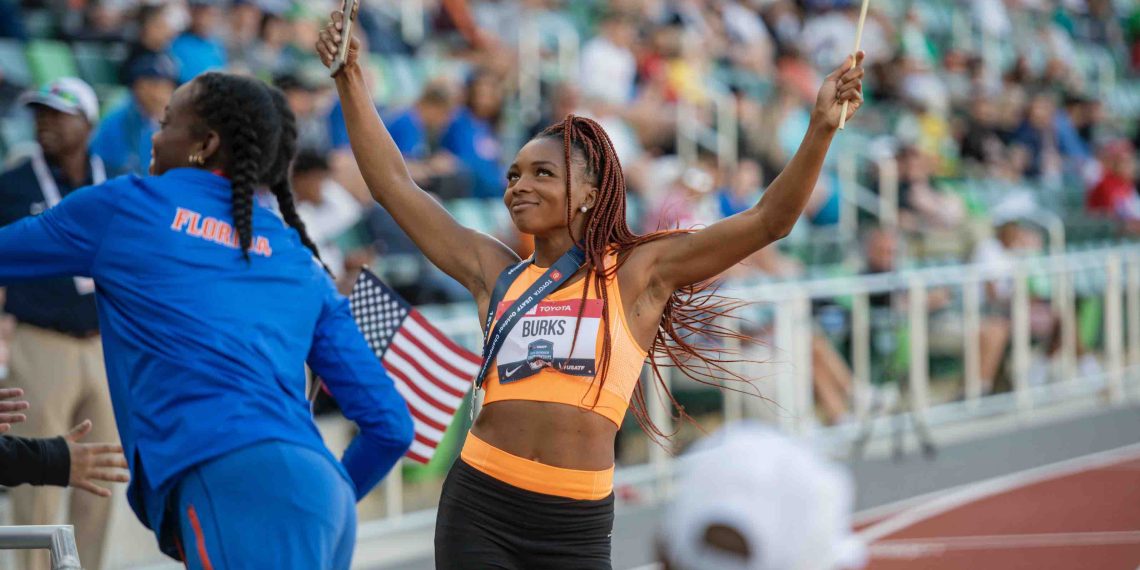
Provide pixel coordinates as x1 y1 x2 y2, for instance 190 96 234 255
447 198 495 234
0 38 32 86
26 40 78 85
73 42 126 87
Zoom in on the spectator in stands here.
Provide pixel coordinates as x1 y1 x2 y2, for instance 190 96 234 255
465 67 506 134
720 0 776 76
275 69 332 153
715 162 857 424
449 79 505 199
91 53 178 176
657 422 866 570
959 96 1007 171
717 158 764 220
896 146 966 231
67 2 130 43
1 78 119 570
241 11 293 76
646 162 721 231
580 9 639 108
864 227 1010 396
385 79 475 199
1010 93 1086 185
171 0 228 84
1087 139 1140 233
122 4 178 83
800 0 892 70
972 220 1029 308
1062 93 1101 151
225 0 267 62
292 149 365 279
0 388 129 499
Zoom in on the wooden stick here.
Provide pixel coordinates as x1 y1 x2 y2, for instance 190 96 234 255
330 0 360 77
838 0 871 131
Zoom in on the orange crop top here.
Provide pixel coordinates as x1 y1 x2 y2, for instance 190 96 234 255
480 252 648 427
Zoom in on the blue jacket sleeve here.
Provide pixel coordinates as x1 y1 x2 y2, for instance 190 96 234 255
0 183 118 282
307 283 414 500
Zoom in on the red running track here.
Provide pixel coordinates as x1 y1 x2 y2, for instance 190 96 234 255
856 444 1140 570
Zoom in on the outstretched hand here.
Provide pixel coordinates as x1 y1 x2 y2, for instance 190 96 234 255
316 10 362 75
813 51 866 130
0 387 29 433
66 419 129 498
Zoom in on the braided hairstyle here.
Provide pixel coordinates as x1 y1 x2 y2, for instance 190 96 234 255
264 86 325 268
190 73 325 269
538 115 756 444
191 72 280 259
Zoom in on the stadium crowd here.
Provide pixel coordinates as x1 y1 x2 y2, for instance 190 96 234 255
0 0 1137 567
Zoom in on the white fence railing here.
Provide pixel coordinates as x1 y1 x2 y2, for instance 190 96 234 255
356 244 1140 537
0 525 81 570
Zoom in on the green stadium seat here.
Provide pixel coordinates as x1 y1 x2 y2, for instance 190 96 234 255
447 198 494 234
0 39 32 86
73 42 126 86
26 40 78 85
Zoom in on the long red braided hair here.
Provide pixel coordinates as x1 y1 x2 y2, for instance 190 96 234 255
540 115 757 443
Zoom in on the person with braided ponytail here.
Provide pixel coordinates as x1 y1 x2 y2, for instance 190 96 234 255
320 10 863 569
0 71 413 569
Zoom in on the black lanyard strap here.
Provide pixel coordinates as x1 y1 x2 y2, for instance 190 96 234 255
473 245 586 392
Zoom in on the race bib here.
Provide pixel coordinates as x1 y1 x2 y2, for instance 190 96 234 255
495 298 601 384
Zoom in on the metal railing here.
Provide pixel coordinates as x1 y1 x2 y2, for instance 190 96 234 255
355 243 1139 538
517 18 580 127
0 525 81 570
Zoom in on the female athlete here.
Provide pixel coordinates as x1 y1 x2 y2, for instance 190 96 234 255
0 72 413 568
318 10 863 569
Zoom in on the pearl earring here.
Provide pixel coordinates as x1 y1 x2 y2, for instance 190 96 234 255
580 206 588 213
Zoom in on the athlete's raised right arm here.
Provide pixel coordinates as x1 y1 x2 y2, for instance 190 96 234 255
316 11 518 299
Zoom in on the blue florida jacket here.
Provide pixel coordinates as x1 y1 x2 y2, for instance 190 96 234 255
0 168 414 544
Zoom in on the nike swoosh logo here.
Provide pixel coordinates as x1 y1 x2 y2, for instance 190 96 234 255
505 364 524 376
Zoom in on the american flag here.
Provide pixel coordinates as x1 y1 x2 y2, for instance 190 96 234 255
348 269 479 464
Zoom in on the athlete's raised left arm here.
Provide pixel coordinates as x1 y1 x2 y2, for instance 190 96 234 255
642 53 864 290
0 182 119 282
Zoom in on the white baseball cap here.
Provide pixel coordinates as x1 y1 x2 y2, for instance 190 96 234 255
19 77 100 124
659 422 868 570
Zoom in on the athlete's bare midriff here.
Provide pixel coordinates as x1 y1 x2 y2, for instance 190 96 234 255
471 400 618 471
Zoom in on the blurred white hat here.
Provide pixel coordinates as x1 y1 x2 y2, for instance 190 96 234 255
19 77 99 124
659 422 867 570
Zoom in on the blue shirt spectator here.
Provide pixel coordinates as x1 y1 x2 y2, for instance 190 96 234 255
170 1 227 83
384 104 503 198
442 108 503 199
0 157 104 335
1 78 105 336
91 54 177 176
